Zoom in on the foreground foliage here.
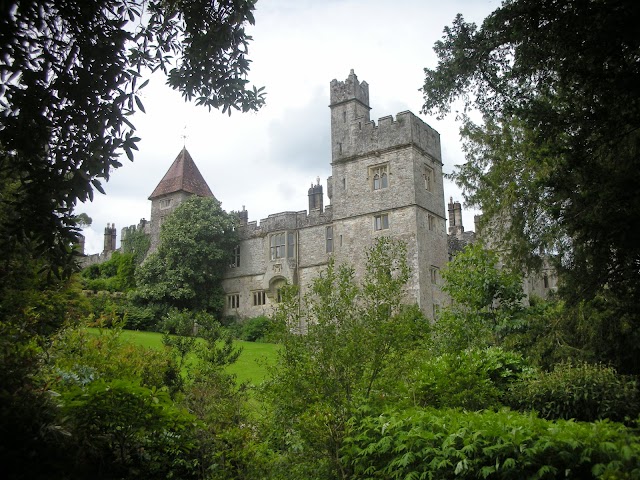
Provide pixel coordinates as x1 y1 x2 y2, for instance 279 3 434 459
263 238 428 479
344 407 640 480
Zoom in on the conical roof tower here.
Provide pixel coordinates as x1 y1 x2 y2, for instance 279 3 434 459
149 147 214 200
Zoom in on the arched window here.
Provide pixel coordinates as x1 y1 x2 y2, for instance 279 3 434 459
371 164 389 190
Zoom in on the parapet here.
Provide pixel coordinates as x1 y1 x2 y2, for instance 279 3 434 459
238 209 333 239
330 69 370 107
334 110 441 163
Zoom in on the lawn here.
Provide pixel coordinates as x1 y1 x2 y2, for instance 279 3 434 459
88 328 279 385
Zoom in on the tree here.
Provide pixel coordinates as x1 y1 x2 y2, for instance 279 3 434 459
421 0 640 310
434 242 524 353
264 238 427 479
135 196 239 314
0 0 265 273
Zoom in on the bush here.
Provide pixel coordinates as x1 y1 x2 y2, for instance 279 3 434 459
507 361 640 423
123 303 161 331
240 315 273 342
412 347 530 410
61 379 200 478
81 252 137 292
343 407 640 479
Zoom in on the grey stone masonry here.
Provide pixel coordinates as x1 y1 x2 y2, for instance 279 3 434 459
221 70 448 319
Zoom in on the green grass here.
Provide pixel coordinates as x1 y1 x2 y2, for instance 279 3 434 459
87 328 279 385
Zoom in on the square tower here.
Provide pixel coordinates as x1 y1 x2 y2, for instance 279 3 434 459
327 71 448 318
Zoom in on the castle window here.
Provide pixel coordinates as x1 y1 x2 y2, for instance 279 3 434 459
326 226 333 253
374 213 389 231
227 294 240 309
543 274 549 289
424 165 434 192
160 198 172 209
343 110 347 122
231 245 240 268
371 164 389 190
253 290 266 306
270 233 286 260
430 266 439 285
159 215 166 226
428 214 436 231
287 232 295 258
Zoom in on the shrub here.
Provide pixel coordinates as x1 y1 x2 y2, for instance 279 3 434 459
62 379 200 478
507 361 640 423
412 347 530 410
123 303 160 331
343 407 640 479
240 315 273 342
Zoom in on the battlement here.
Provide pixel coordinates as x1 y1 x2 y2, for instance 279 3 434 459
334 110 441 163
121 219 149 242
330 69 370 107
238 208 333 239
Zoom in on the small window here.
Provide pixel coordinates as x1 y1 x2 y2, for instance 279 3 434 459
227 294 240 309
253 290 266 306
231 245 240 268
424 165 434 192
374 214 389 231
371 164 389 190
326 226 333 253
543 274 549 289
343 110 347 122
160 198 172 209
427 214 436 231
433 303 440 319
270 233 286 260
430 266 439 285
159 215 166 226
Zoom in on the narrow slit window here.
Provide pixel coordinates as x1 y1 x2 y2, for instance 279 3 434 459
326 226 333 253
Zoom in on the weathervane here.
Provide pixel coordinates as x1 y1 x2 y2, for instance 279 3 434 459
181 125 188 147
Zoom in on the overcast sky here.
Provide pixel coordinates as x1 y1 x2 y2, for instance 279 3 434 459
80 0 499 254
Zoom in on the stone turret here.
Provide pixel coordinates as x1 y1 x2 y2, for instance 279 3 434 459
238 206 249 226
148 147 215 253
308 177 323 213
103 223 117 254
329 69 371 162
448 197 464 236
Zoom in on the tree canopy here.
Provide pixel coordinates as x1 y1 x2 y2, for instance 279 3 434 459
135 196 239 314
0 0 265 273
421 0 640 309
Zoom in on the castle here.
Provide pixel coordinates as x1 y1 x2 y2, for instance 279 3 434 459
86 70 554 318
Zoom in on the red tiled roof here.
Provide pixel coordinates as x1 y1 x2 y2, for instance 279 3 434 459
148 147 214 200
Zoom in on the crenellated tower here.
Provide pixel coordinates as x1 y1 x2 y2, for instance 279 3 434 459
329 69 371 162
326 70 448 318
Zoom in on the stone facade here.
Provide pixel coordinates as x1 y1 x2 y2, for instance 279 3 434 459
89 70 453 318
222 70 448 319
